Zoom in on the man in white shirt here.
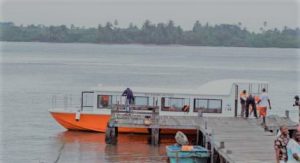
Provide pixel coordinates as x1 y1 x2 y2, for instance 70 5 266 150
257 88 272 126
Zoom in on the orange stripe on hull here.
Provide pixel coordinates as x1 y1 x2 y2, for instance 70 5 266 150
50 112 195 134
50 112 148 133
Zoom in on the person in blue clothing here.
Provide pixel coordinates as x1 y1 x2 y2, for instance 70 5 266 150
122 88 134 112
245 94 258 118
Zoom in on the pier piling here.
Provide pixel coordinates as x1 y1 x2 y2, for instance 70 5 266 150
105 122 118 145
285 110 290 118
151 128 160 145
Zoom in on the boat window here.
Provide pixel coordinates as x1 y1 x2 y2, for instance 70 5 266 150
194 99 222 113
82 91 94 109
131 96 153 110
249 83 268 95
111 95 119 105
161 97 190 112
134 96 149 106
149 97 154 106
249 84 260 95
97 95 112 108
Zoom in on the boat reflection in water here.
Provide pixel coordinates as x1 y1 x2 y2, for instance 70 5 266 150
56 131 170 162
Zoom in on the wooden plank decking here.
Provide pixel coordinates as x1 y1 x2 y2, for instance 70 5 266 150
107 109 298 163
199 117 279 163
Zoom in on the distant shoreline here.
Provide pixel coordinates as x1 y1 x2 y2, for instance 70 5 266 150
1 21 300 48
2 41 300 50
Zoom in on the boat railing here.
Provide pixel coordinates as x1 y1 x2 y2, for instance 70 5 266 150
112 104 159 112
51 94 81 111
110 104 160 127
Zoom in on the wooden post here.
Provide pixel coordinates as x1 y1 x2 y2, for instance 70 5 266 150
105 120 118 145
80 91 83 111
220 141 225 149
196 129 200 145
151 128 160 145
210 146 214 163
199 131 204 146
115 127 118 137
204 134 207 148
285 110 290 119
210 130 215 163
226 150 232 154
198 110 203 117
234 84 238 117
105 126 118 145
274 127 279 136
220 156 224 163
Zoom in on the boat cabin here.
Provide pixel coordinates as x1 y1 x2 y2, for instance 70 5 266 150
80 79 269 117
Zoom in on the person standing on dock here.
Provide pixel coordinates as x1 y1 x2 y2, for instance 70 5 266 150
257 88 272 126
240 90 248 118
287 131 300 163
274 125 289 163
294 96 299 107
293 95 299 123
122 88 134 112
245 94 258 118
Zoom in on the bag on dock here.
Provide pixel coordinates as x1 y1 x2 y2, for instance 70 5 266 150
175 131 189 145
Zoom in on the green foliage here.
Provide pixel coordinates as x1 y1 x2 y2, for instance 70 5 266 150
0 21 299 48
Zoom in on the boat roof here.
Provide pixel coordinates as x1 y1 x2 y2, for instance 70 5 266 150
91 79 269 96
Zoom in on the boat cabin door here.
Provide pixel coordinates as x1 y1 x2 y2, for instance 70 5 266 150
235 82 268 117
248 83 268 95
81 91 94 111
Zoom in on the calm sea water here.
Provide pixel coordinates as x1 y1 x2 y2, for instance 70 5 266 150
0 42 299 163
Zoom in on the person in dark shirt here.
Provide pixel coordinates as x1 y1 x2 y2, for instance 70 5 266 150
294 95 300 123
294 95 299 107
245 94 258 118
122 88 134 112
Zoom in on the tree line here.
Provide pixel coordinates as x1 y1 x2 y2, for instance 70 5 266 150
0 20 299 48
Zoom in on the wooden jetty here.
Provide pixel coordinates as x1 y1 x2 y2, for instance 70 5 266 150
105 107 298 163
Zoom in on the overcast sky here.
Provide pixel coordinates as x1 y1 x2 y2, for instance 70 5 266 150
0 0 299 31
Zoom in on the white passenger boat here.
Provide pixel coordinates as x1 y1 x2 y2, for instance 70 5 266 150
49 79 268 133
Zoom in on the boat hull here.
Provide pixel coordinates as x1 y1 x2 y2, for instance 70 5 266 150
50 111 195 134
